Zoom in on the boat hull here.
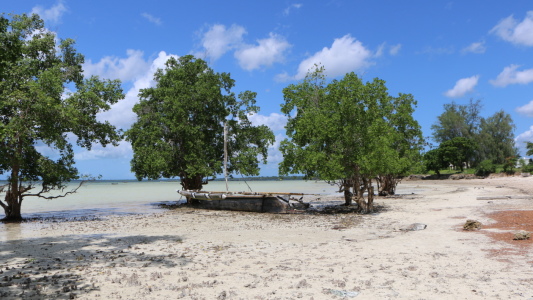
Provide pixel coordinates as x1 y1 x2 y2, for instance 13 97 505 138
178 190 301 213
191 196 290 213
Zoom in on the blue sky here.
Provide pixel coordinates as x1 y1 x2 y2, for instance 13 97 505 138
4 1 533 179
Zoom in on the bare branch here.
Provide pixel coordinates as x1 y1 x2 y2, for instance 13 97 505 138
23 180 86 200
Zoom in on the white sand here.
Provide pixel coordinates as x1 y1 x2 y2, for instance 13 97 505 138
1 176 532 299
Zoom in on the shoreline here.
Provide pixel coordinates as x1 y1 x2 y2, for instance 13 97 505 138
1 177 532 299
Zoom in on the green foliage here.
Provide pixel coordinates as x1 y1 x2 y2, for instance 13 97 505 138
517 157 533 173
438 137 476 171
524 162 533 173
502 156 517 174
477 110 518 164
432 100 518 165
431 99 481 144
0 14 124 221
526 142 533 156
423 148 444 176
475 159 495 177
125 55 274 191
280 67 423 211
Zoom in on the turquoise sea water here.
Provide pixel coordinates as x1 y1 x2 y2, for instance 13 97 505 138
0 180 339 220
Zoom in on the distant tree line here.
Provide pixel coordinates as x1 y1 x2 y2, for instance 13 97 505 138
425 99 518 176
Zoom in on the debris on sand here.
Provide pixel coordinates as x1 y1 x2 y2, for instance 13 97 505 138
513 230 531 240
326 289 360 298
400 223 427 231
463 219 482 231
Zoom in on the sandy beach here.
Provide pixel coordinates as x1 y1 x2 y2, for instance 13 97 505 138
1 176 532 299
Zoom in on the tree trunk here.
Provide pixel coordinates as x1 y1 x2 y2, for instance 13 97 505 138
2 164 24 222
2 190 23 222
340 178 352 205
343 188 352 206
378 174 399 196
367 185 374 213
352 172 366 213
353 173 375 214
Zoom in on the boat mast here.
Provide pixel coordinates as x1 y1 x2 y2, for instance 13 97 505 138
224 121 229 192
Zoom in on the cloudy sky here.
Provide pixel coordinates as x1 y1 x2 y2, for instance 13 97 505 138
4 0 533 179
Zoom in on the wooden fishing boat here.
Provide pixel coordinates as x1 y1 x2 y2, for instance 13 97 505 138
177 190 309 213
177 123 310 213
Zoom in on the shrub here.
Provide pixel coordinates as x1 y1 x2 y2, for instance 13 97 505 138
476 160 495 177
520 159 533 173
502 156 517 174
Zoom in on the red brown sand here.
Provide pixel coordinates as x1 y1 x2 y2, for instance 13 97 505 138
484 210 533 246
481 210 533 261
1 176 532 299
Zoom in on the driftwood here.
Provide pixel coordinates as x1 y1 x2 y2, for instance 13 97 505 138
477 195 533 200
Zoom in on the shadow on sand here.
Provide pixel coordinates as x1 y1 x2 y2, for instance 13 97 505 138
0 229 188 299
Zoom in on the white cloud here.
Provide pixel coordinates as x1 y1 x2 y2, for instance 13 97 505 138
376 43 401 57
283 3 303 16
235 33 291 71
247 113 289 168
76 51 177 161
389 44 402 56
75 141 133 161
516 100 533 117
96 51 178 130
444 75 479 98
375 43 385 57
490 64 533 87
490 11 533 46
274 72 292 83
141 13 162 26
84 49 151 83
248 112 288 131
462 41 486 54
35 142 60 159
266 133 286 166
375 43 401 58
197 24 246 61
31 0 67 24
293 34 373 80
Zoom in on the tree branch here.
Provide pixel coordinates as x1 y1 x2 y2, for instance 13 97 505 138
23 181 86 200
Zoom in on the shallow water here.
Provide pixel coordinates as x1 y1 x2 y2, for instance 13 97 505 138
0 180 427 242
0 180 338 220
0 180 339 241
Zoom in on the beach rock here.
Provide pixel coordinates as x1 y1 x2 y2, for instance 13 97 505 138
463 220 482 231
513 230 531 240
450 174 465 180
464 174 480 179
406 174 428 180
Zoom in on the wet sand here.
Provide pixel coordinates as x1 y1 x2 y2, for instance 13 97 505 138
1 176 532 299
